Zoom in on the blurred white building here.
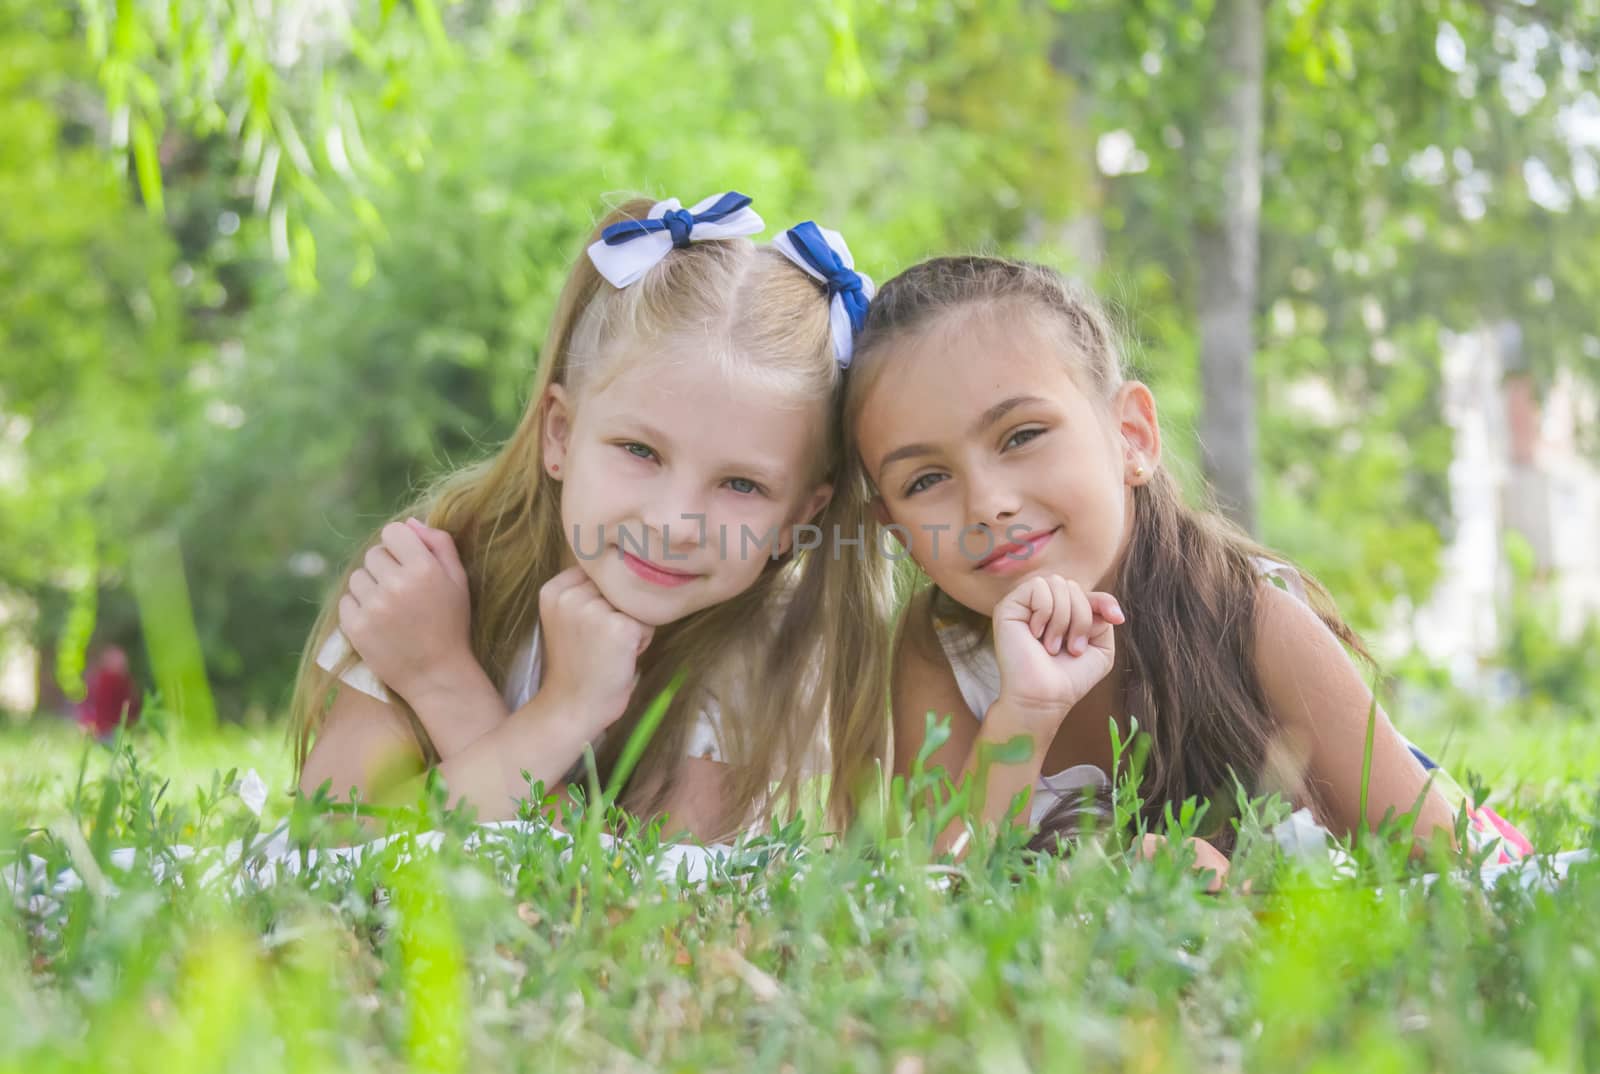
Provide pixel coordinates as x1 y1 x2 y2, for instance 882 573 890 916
1407 323 1600 682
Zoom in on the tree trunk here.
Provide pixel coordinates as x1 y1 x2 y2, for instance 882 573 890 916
1194 0 1265 533
1043 27 1105 281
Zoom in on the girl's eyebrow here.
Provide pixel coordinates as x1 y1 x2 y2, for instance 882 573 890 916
719 456 785 488
615 417 787 486
875 394 1049 481
617 420 673 446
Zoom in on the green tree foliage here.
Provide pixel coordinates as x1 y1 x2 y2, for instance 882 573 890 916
6 0 1598 716
1019 0 1600 620
88 4 1104 715
0 2 200 702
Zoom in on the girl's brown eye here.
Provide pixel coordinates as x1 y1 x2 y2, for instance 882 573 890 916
1005 428 1043 450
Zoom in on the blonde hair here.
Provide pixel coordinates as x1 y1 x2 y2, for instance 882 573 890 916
290 198 896 838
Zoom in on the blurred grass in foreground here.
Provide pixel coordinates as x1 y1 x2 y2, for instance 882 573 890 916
1 706 1597 1073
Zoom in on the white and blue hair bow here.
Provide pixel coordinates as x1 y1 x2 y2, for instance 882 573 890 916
771 221 875 368
586 191 765 288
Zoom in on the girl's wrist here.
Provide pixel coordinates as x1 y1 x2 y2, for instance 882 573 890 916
538 675 627 736
940 703 1054 850
502 685 606 780
986 696 1068 749
397 649 479 699
398 651 502 744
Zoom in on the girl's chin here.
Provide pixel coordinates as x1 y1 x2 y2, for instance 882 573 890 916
941 566 1080 617
590 571 709 628
931 579 1000 619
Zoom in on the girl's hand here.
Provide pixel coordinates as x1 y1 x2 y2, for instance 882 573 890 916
1139 834 1232 894
537 566 655 734
991 573 1123 735
339 518 475 705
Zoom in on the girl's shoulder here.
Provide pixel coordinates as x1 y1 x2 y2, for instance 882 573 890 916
913 588 998 721
1250 555 1308 603
1245 556 1319 674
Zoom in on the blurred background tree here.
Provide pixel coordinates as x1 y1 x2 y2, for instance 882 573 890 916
2 0 1597 728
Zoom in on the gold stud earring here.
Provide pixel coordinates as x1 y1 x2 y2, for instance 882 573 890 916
1134 464 1146 480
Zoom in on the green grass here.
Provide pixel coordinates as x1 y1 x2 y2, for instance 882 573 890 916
0 719 294 824
2 709 1598 1074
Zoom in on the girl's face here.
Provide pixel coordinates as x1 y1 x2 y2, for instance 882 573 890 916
854 310 1159 616
542 352 833 627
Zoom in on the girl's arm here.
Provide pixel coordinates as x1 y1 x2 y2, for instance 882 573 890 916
401 568 654 822
400 707 735 835
339 520 507 758
298 681 603 826
654 756 734 844
890 590 981 781
315 557 649 822
889 590 1058 855
298 684 427 802
893 587 1233 884
1253 582 1458 845
391 656 510 760
299 681 728 837
409 681 603 821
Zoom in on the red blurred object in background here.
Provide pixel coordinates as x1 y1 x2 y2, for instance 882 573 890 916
76 647 142 737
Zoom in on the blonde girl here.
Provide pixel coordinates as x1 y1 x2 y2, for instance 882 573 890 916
291 193 894 843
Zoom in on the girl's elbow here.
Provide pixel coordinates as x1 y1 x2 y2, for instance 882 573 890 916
300 737 421 808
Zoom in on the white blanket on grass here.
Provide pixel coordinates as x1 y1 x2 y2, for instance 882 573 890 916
6 772 1590 913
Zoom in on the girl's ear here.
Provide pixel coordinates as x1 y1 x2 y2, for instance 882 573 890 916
800 481 834 524
541 384 573 476
1115 381 1161 485
777 482 834 555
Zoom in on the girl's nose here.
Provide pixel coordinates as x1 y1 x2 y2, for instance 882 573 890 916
644 483 709 555
965 469 1023 529
658 512 706 556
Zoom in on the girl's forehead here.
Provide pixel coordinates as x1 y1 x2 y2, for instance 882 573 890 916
583 356 827 460
924 303 1069 369
589 352 811 413
863 312 1083 423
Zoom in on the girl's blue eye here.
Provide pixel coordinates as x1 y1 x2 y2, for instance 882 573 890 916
905 473 946 497
1005 428 1044 450
726 477 761 496
622 442 657 461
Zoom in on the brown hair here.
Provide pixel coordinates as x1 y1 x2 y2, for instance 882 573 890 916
844 256 1369 845
289 198 895 839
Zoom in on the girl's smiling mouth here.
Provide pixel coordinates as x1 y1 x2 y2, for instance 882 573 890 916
975 527 1059 573
621 550 701 587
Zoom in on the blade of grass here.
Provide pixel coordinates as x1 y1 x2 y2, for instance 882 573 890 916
603 670 686 803
1357 692 1378 851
